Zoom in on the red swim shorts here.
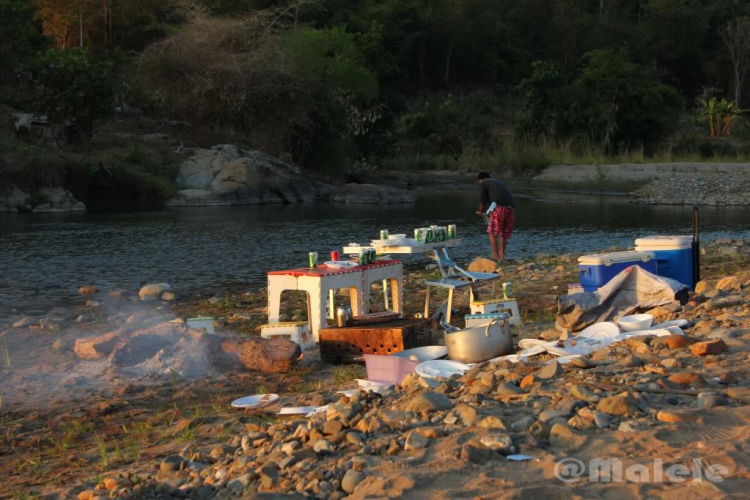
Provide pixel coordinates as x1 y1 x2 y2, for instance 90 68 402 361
487 206 514 239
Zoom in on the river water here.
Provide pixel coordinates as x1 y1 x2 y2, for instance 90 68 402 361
2 189 750 317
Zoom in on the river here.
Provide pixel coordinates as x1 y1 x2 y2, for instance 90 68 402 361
2 189 750 318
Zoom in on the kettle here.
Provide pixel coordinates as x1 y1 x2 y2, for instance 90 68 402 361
336 306 353 327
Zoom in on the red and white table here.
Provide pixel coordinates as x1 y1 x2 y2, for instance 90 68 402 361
267 260 403 342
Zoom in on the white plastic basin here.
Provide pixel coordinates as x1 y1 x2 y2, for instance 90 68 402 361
617 314 654 332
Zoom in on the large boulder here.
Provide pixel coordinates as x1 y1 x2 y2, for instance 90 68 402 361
168 145 317 206
330 184 416 204
0 186 30 212
31 188 86 212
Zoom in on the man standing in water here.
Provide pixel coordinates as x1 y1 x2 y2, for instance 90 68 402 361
477 172 515 262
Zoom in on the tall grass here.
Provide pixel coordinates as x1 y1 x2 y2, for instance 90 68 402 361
381 134 750 174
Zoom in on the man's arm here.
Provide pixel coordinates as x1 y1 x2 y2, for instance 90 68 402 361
478 182 488 215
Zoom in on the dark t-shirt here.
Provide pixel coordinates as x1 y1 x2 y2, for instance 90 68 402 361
480 179 515 208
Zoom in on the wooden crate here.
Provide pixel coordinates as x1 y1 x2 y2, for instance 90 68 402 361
319 318 437 363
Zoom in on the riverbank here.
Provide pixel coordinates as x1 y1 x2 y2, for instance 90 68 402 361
2 240 750 498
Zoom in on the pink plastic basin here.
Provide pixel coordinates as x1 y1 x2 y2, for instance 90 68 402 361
363 354 420 385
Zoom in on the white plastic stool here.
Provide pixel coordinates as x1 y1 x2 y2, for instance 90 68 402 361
361 261 404 315
260 321 315 350
470 298 521 327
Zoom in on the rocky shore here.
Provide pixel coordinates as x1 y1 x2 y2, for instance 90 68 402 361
2 240 750 498
630 174 750 206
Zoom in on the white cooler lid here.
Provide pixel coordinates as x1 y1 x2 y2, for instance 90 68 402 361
578 251 655 265
635 235 692 250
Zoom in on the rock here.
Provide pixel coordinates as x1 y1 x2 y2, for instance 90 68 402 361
693 396 728 409
537 360 563 379
659 335 695 350
12 317 33 328
570 356 595 369
161 292 177 301
461 443 497 464
511 415 535 432
30 188 86 212
596 394 639 417
453 404 477 425
341 470 365 494
85 300 101 308
322 420 344 436
479 433 514 455
330 184 415 204
529 421 550 440
594 412 610 429
539 409 573 422
549 423 587 448
667 372 703 386
618 421 638 433
139 283 171 300
660 358 682 369
78 285 99 294
404 430 429 451
404 392 452 413
467 257 498 274
570 385 598 403
657 409 698 423
313 439 332 454
478 416 507 430
0 186 30 212
727 386 750 403
168 145 317 206
382 411 411 430
568 415 595 430
520 374 536 389
74 330 124 360
694 281 711 294
716 276 741 291
691 339 727 356
259 464 279 489
620 355 643 367
160 455 187 472
495 382 525 396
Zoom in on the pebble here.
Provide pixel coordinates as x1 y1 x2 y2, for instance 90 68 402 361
511 415 535 432
160 455 187 472
495 382 526 396
691 339 727 356
404 430 429 450
537 360 563 379
596 394 639 417
479 433 514 454
539 409 572 423
657 409 698 423
478 416 507 430
404 391 453 412
313 439 333 454
453 404 477 425
570 384 599 403
78 285 99 294
341 470 365 494
549 423 587 448
12 317 32 328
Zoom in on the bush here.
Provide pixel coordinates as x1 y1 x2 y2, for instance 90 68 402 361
27 48 121 142
515 51 682 151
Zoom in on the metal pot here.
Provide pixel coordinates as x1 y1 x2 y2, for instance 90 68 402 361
336 306 353 327
445 316 513 364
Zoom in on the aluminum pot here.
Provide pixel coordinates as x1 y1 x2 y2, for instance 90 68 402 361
445 316 513 364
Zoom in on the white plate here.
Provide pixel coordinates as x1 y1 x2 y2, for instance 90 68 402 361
652 319 689 329
324 260 358 269
387 234 407 240
576 322 620 341
231 394 279 409
415 360 471 379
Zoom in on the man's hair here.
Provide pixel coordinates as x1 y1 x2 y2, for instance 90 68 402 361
477 172 490 180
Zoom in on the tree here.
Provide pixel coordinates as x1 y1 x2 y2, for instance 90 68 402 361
27 48 121 142
0 0 48 86
721 16 750 107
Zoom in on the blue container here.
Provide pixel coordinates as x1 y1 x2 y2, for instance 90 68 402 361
635 235 694 289
578 251 657 293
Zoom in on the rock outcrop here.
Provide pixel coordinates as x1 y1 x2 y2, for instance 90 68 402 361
167 145 317 206
0 186 86 213
330 183 416 204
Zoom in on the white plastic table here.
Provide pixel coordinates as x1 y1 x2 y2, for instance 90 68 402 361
343 238 500 323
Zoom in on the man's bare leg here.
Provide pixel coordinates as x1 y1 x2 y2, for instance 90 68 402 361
489 234 500 260
498 236 507 261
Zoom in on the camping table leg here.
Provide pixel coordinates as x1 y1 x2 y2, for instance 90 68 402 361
267 274 297 323
383 279 389 310
424 285 431 318
328 290 335 319
390 275 403 314
446 288 454 323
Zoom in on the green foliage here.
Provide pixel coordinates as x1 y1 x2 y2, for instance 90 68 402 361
27 48 122 142
696 97 743 138
0 0 48 87
516 51 681 151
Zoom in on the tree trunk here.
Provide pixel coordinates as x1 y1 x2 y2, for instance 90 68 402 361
736 68 742 107
79 1 83 48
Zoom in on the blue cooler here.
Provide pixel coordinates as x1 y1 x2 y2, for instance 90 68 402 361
635 235 694 289
578 251 656 293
